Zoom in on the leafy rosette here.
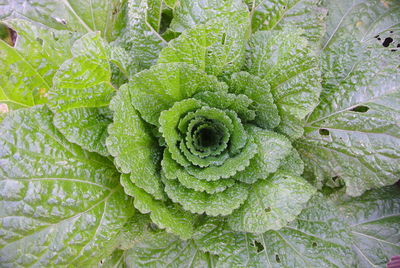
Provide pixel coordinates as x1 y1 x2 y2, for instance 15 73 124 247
107 61 316 238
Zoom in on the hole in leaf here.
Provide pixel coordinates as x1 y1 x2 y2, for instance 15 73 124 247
319 129 330 136
275 254 281 263
382 37 393 47
254 241 264 253
265 207 271 212
221 33 226 45
332 176 339 182
397 44 400 48
350 105 369 113
374 35 380 38
312 242 318 248
36 37 43 46
0 23 17 47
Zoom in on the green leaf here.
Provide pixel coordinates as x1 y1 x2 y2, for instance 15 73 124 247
0 0 126 41
246 28 322 138
249 0 327 47
115 0 167 71
120 174 196 239
162 150 235 194
130 63 227 126
334 186 400 267
158 13 249 76
163 178 249 216
321 0 400 51
49 32 116 156
254 194 355 267
99 249 125 268
124 230 218 267
228 171 316 233
0 106 133 266
233 126 292 184
107 84 164 200
169 0 248 33
0 20 74 120
278 148 304 176
296 43 400 196
227 72 280 130
115 213 153 250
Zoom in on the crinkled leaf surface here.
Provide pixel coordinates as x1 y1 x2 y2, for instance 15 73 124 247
129 62 227 126
115 0 167 71
0 106 133 266
169 0 247 33
296 43 400 196
246 28 322 138
107 84 164 200
0 20 73 120
158 13 249 76
248 0 327 47
334 186 400 267
120 174 196 239
228 171 316 233
49 32 116 156
0 0 126 41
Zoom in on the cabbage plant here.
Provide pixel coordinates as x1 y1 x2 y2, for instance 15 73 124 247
0 0 399 267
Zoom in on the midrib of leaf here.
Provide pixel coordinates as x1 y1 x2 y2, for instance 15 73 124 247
0 87 30 107
306 88 399 126
269 0 298 31
352 243 378 267
61 0 93 32
89 0 97 31
274 231 310 263
350 214 400 227
260 233 272 267
12 177 113 191
321 0 358 51
351 231 399 247
1 186 119 250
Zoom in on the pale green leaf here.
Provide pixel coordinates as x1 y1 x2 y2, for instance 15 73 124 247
0 106 133 266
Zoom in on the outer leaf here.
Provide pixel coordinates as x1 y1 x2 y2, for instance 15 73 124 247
115 0 167 70
255 194 355 267
158 13 249 76
0 0 126 41
296 43 400 196
49 32 116 156
334 186 400 267
169 0 247 33
124 230 218 267
0 20 73 119
163 178 248 216
246 28 322 138
107 84 164 200
321 0 400 51
120 174 196 239
228 171 316 233
233 126 292 184
130 63 227 126
99 249 126 268
249 0 327 47
0 106 133 266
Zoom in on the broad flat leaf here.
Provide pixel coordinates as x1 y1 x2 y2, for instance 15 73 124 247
49 32 116 156
228 171 316 233
0 0 126 41
321 0 400 51
158 13 249 76
249 0 327 47
0 106 133 266
99 249 125 268
333 186 400 268
246 28 322 138
0 20 73 120
115 213 153 251
124 230 218 267
296 43 400 196
107 84 164 200
115 0 167 71
120 174 197 239
254 194 355 267
169 0 248 33
129 63 227 127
